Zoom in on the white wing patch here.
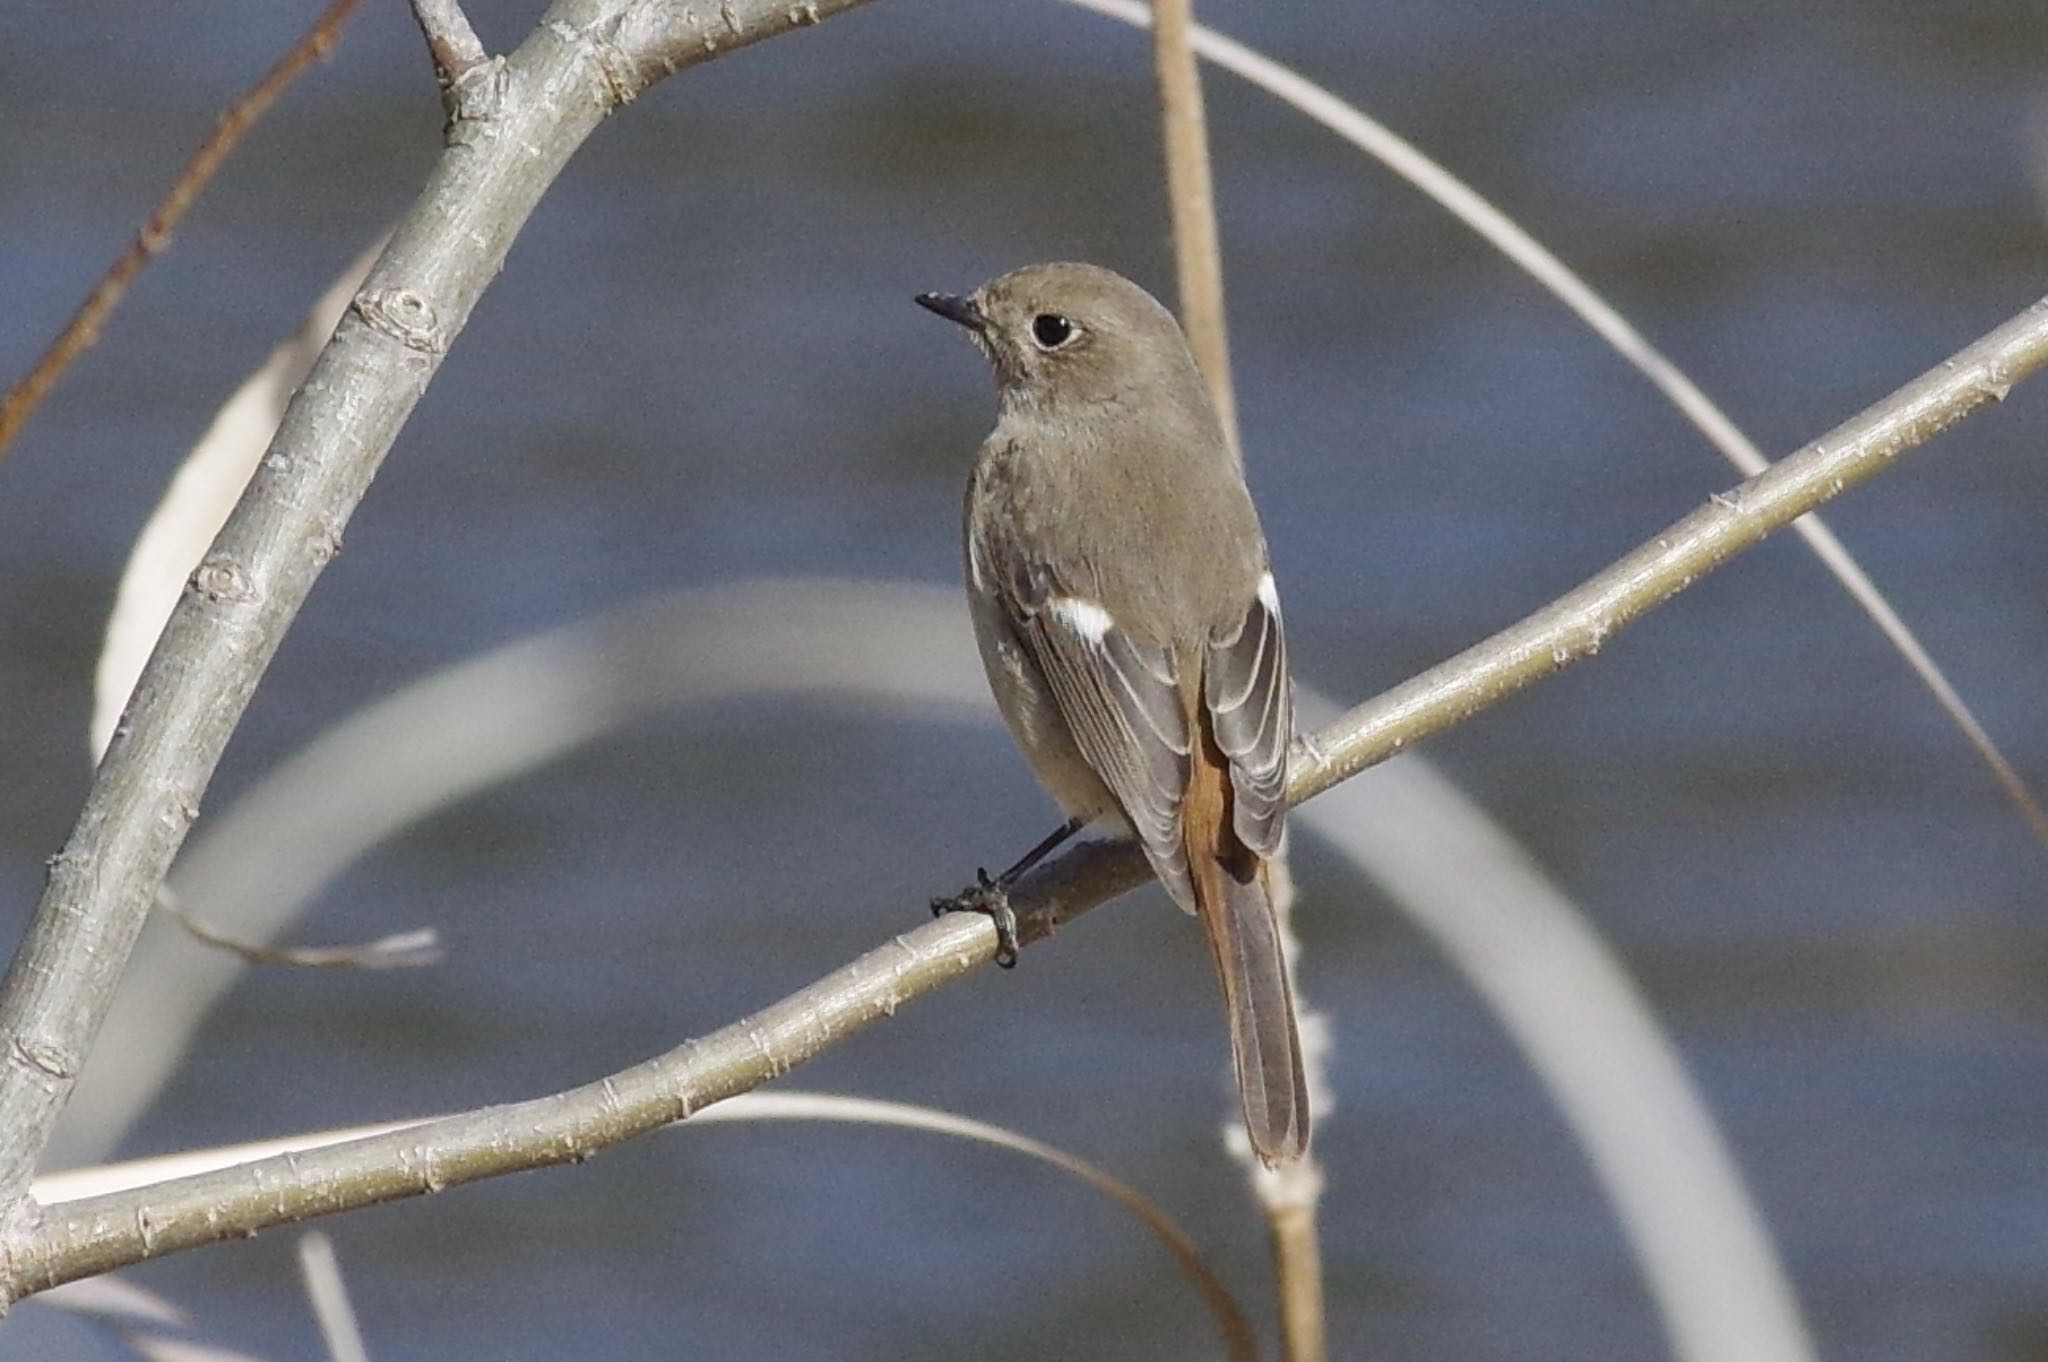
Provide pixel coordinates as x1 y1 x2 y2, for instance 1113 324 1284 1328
1048 595 1115 644
1256 570 1281 615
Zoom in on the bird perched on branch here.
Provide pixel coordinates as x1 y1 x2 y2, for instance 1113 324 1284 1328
919 262 1308 1166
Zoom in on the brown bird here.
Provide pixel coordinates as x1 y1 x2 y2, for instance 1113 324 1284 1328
919 262 1309 1165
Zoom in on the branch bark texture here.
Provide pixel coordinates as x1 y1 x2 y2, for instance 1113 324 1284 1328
0 0 876 1286
9 291 2047 1296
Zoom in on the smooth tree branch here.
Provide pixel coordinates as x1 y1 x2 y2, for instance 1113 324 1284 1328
9 291 2047 1296
0 0 879 1280
0 0 363 468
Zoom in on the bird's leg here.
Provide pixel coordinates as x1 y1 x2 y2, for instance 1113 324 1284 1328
931 816 1086 968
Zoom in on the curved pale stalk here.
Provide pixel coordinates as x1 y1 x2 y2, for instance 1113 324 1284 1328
88 236 433 971
38 1094 1260 1362
91 242 379 762
689 1093 1259 1362
1294 695 1812 1362
1059 0 2048 850
296 1234 369 1362
35 1275 265 1361
58 580 1802 1359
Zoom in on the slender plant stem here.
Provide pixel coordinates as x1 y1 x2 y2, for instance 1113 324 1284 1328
1151 4 1327 1354
1268 1202 1326 1362
1149 0 1236 446
8 290 2046 1299
1066 0 2048 852
0 0 362 468
410 0 488 87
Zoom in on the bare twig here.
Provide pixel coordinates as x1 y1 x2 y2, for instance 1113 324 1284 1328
409 0 488 88
158 887 441 971
0 0 361 468
0 0 883 1270
10 291 2047 1297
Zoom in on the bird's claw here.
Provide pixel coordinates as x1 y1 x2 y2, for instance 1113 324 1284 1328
930 868 1020 968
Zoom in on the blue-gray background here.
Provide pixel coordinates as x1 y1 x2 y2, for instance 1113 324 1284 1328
2 2 2044 1358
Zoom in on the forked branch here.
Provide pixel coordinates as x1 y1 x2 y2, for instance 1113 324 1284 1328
0 0 882 1278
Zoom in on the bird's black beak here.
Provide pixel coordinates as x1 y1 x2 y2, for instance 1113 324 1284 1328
915 291 987 332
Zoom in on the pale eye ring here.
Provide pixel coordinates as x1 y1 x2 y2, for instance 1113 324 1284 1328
1030 313 1078 350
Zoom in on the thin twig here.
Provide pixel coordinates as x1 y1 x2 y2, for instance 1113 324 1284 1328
60 579 1811 1362
160 886 442 970
0 0 362 468
11 290 2048 1297
410 0 488 88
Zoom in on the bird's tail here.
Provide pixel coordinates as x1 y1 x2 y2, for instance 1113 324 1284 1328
1194 853 1310 1166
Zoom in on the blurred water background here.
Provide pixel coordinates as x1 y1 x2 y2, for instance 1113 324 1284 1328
1 2 2045 1358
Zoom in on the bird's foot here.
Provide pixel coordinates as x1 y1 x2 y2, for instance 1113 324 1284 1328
931 867 1020 968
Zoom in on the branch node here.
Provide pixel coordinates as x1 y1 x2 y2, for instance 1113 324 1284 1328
537 15 641 111
188 555 258 606
6 1037 72 1084
587 20 643 111
352 288 447 354
444 56 511 139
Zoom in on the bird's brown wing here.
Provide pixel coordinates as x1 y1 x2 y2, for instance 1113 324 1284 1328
1203 578 1291 857
984 536 1198 909
992 536 1308 1162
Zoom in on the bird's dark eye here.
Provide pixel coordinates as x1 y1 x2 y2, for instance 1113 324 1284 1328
1030 313 1077 350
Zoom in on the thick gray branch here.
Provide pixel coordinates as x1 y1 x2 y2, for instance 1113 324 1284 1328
0 0 875 1278
9 292 2047 1296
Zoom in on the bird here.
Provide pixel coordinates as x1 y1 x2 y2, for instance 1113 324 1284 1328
917 261 1309 1165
